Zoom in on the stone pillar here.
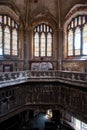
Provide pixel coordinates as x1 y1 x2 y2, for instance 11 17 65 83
28 27 33 70
56 0 63 70
57 28 63 70
24 29 29 70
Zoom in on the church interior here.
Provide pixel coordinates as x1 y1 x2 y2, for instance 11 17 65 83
0 0 87 130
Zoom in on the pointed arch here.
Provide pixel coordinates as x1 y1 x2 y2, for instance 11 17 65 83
64 5 87 58
33 23 53 57
0 14 19 56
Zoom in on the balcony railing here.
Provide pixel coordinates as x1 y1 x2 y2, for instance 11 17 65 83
0 70 87 87
0 70 87 123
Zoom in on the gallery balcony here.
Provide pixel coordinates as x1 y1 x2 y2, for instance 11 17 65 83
0 70 87 124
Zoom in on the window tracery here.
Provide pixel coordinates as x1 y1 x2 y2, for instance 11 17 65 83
34 23 53 57
67 15 87 57
0 14 19 57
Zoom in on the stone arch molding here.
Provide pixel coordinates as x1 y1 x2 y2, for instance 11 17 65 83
0 5 20 23
30 8 58 30
63 4 87 59
64 4 87 30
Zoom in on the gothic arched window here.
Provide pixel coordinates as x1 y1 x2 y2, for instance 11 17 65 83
34 23 53 57
0 15 19 56
67 15 87 57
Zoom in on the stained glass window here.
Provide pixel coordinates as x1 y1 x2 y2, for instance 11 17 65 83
34 23 53 57
78 16 81 25
0 15 19 56
67 15 87 57
83 24 87 55
4 26 10 55
12 29 18 55
47 26 49 32
74 27 81 55
47 33 52 56
34 33 39 56
68 30 73 56
41 33 45 56
8 17 11 26
75 18 77 27
4 16 7 24
44 24 46 32
82 16 86 24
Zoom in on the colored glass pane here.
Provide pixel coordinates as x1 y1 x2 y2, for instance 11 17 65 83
41 33 45 56
68 30 73 56
12 29 17 55
83 24 87 55
4 16 7 24
4 26 10 55
75 18 77 27
78 16 81 25
74 27 81 55
34 33 39 56
47 33 52 56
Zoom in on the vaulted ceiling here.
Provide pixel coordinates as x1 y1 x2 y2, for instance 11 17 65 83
0 0 87 28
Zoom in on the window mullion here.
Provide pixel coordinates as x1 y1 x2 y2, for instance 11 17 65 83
67 15 87 57
45 33 47 56
73 29 75 56
17 30 19 56
1 16 4 56
39 33 41 57
80 27 83 55
10 28 12 55
67 31 68 57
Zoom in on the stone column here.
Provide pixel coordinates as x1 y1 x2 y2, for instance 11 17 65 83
57 28 63 70
24 29 29 70
56 0 63 70
23 0 31 70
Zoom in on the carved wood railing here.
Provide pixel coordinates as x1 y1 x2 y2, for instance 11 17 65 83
0 70 87 87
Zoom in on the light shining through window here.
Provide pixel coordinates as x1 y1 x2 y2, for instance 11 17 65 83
67 15 87 57
34 23 53 57
0 15 19 56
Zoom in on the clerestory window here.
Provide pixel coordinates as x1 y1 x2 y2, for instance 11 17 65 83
33 23 53 57
67 15 87 57
0 15 19 56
